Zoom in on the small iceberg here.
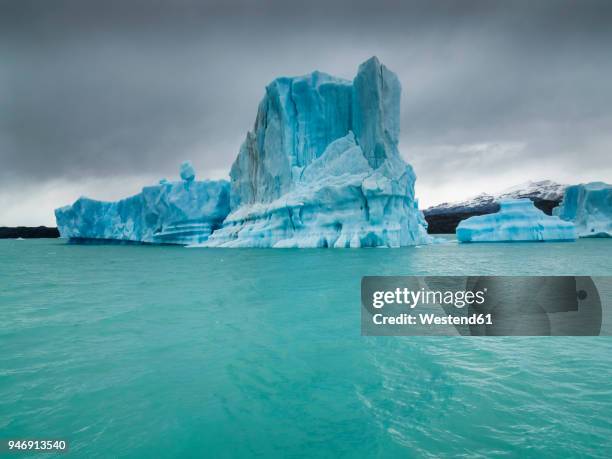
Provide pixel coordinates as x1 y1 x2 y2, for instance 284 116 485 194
553 182 611 238
456 199 576 243
55 162 230 245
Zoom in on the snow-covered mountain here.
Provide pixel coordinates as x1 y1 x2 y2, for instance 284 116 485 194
424 180 567 234
494 180 567 201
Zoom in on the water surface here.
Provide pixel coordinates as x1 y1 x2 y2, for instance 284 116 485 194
1 239 611 457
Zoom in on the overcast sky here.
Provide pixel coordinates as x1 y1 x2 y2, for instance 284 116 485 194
2 0 611 225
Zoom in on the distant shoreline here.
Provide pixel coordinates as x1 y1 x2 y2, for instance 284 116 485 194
0 227 60 239
424 198 561 234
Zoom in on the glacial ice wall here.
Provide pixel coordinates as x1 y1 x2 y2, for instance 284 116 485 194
204 57 431 248
456 199 576 243
553 182 611 237
55 162 230 245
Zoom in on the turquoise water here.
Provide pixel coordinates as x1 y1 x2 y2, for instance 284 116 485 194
1 238 612 458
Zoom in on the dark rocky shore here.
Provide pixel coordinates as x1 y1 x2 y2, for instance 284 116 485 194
0 227 60 239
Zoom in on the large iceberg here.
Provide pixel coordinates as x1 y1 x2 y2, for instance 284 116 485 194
456 199 576 243
553 182 611 238
203 57 430 248
55 162 230 245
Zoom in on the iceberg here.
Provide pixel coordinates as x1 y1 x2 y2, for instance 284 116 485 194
203 57 431 248
55 163 230 245
179 160 196 182
456 199 576 243
553 182 611 238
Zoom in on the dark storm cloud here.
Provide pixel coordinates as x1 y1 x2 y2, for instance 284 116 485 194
1 0 612 223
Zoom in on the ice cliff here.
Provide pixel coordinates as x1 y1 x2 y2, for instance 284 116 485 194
55 57 430 248
553 182 612 237
203 57 430 248
55 162 230 244
456 199 576 243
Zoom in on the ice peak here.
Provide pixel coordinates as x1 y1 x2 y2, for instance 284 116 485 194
180 161 196 182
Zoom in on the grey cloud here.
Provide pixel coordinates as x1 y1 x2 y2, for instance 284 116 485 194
1 0 611 223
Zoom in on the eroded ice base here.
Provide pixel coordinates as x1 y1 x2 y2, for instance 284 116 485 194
200 134 431 248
